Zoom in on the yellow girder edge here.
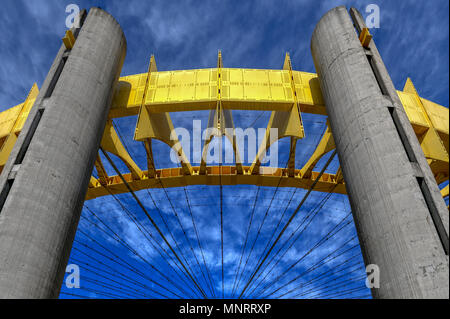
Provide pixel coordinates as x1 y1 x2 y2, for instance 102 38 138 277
441 184 449 199
62 30 76 50
101 120 143 180
85 165 346 200
90 120 145 188
0 83 39 172
299 123 336 179
108 68 326 118
403 78 449 185
1 71 447 138
139 55 158 178
0 65 448 200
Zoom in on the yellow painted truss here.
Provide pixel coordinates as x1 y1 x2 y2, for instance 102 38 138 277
0 54 448 200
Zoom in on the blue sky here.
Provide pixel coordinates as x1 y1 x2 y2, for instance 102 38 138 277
0 0 448 299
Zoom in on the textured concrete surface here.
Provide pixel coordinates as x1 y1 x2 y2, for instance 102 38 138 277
348 8 449 242
0 8 126 298
311 6 449 298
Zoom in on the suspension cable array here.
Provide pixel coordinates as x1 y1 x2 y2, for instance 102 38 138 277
58 115 369 300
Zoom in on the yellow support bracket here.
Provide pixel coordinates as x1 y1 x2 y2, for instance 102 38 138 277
138 55 157 176
250 53 304 175
62 30 76 50
0 83 39 169
200 103 244 175
359 27 372 48
299 123 336 178
134 55 193 176
101 120 144 180
404 78 449 184
94 154 109 186
89 176 100 188
441 184 449 198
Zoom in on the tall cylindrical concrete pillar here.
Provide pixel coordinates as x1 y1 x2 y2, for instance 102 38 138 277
0 8 126 298
311 6 448 298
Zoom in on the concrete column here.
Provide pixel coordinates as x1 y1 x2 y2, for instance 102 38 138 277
0 8 126 298
311 6 448 298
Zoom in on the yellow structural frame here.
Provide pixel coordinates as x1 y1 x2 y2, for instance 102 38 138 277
0 54 448 201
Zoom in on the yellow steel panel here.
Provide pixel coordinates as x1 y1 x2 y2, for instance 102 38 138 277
226 68 243 82
441 184 449 198
268 70 289 102
158 71 172 86
153 87 169 104
221 68 294 110
223 68 244 100
12 84 39 132
110 73 148 117
359 28 372 48
398 91 429 129
126 74 141 87
0 104 22 139
293 72 304 98
195 83 211 100
62 30 75 50
135 88 144 105
105 69 446 122
170 85 195 101
270 85 287 102
0 133 18 166
0 84 39 139
293 71 325 107
138 74 147 87
243 69 267 84
420 128 449 163
421 97 449 135
173 70 196 84
268 69 283 83
144 69 217 112
108 69 327 114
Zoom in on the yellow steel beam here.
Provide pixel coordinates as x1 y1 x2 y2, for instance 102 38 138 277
101 120 143 180
85 165 346 200
359 27 373 48
108 68 326 118
0 63 448 200
62 30 76 50
94 154 109 186
441 184 449 199
402 78 449 184
134 95 193 175
1 70 447 141
138 55 157 177
299 123 335 178
0 83 39 173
